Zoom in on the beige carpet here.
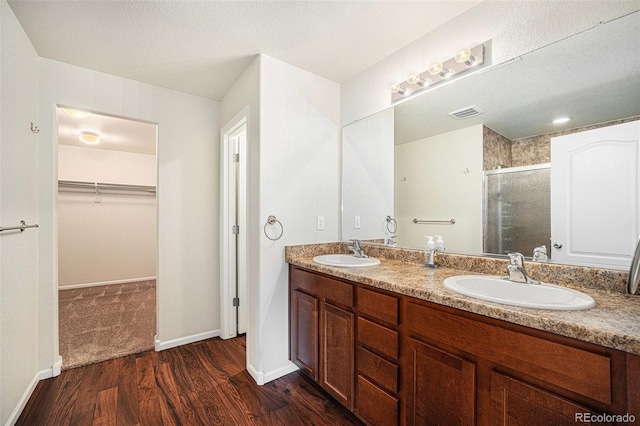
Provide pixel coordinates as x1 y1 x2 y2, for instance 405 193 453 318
59 280 156 370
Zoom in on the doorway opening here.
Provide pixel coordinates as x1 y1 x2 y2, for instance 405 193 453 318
56 106 158 369
221 108 249 339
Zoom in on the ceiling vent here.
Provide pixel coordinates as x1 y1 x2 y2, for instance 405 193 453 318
448 105 484 120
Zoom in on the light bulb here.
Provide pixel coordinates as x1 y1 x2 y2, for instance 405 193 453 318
428 62 451 78
391 84 407 96
407 74 432 88
428 62 443 76
79 131 100 144
455 48 476 66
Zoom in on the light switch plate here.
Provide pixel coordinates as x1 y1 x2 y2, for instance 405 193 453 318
317 215 325 230
354 215 361 229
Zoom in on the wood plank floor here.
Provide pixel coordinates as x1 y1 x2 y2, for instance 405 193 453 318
17 336 363 425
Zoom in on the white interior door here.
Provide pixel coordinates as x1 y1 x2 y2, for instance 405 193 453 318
551 120 639 268
221 114 248 339
234 126 248 335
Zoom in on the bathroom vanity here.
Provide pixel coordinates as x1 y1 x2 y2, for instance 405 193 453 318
287 244 640 426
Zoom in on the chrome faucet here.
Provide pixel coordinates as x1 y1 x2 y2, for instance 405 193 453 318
532 245 548 261
502 252 539 284
348 239 368 258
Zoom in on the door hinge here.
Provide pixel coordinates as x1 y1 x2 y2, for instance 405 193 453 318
232 153 239 163
232 225 239 235
233 297 240 307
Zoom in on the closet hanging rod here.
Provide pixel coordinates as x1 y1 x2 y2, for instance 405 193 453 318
58 180 156 194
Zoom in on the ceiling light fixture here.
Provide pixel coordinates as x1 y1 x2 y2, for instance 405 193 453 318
63 108 91 118
79 131 100 145
552 117 572 124
391 42 487 102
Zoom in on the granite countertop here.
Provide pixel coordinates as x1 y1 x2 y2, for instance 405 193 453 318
287 252 640 356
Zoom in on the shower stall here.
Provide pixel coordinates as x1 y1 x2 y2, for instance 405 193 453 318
483 163 551 258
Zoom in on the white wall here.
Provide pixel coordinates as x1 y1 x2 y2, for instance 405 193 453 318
57 145 157 287
38 58 220 371
342 108 394 241
221 55 341 384
220 56 262 376
0 1 41 424
58 144 157 185
341 1 640 125
259 55 341 380
395 125 483 252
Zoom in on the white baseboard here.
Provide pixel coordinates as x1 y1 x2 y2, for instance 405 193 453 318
247 363 265 385
52 356 63 377
6 366 55 426
58 276 156 290
247 361 298 386
154 329 220 352
263 361 299 384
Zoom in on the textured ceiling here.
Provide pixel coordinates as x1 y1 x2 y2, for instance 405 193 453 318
8 0 480 100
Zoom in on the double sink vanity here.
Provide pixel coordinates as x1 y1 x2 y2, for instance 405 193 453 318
286 242 640 425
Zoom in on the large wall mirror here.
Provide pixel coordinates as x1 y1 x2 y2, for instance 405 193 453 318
342 11 640 269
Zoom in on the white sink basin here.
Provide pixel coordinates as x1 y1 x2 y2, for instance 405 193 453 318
443 275 595 310
313 254 380 268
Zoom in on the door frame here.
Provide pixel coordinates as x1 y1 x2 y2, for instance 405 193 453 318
220 106 250 339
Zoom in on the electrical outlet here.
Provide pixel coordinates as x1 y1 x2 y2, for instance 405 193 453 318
354 215 361 229
317 215 325 230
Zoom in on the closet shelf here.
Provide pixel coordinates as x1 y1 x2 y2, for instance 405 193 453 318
58 180 156 195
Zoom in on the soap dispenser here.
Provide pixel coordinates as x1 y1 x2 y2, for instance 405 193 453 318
435 235 445 252
425 236 437 268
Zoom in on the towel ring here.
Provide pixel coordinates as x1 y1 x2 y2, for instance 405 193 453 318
264 215 284 241
385 216 397 234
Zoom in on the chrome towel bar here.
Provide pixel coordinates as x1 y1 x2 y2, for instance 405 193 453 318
413 218 456 224
0 220 39 233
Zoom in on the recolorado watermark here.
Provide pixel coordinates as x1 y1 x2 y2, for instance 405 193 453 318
575 412 636 423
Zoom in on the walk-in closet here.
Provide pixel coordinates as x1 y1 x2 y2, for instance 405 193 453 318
56 107 158 369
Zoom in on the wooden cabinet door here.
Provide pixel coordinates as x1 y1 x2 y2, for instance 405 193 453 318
406 338 476 426
321 301 355 410
291 289 318 380
491 371 606 425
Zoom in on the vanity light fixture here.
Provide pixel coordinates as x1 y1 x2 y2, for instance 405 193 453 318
63 108 91 118
407 73 432 88
428 62 451 79
391 42 486 103
552 117 572 124
79 131 100 145
454 48 477 67
391 84 408 97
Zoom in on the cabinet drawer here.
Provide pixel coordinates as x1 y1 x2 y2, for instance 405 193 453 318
291 267 353 307
358 317 399 360
357 287 399 325
358 346 399 394
406 302 612 405
356 375 399 426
